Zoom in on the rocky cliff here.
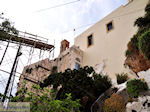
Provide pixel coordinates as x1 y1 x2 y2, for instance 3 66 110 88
125 2 150 73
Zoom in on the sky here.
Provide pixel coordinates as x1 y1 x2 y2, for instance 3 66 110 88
0 0 128 56
0 0 128 96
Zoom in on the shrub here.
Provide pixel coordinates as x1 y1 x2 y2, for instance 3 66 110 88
138 30 150 60
130 35 139 50
125 50 132 57
12 85 81 112
51 66 58 73
127 79 148 98
116 73 128 84
128 97 134 103
103 94 126 112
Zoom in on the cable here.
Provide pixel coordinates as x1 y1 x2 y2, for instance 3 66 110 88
36 0 80 12
61 7 146 34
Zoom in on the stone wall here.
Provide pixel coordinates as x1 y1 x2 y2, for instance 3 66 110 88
18 46 83 93
18 58 53 92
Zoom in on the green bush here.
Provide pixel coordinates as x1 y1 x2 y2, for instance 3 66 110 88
103 94 126 112
125 2 150 61
125 50 132 57
127 79 148 98
130 35 139 49
138 30 150 59
116 73 128 84
12 85 80 112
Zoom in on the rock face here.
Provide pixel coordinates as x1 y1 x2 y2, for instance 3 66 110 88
125 48 150 73
125 0 150 73
138 69 150 88
126 96 150 112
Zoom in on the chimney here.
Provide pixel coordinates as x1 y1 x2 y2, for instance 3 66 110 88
60 39 70 54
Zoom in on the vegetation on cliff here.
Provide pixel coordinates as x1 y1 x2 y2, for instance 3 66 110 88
116 73 129 84
103 94 126 112
125 2 150 73
126 79 148 98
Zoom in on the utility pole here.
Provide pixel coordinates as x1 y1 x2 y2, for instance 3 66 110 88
2 43 22 102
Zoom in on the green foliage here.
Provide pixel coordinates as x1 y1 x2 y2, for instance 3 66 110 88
134 17 150 28
125 50 132 57
93 73 112 97
51 66 58 73
134 2 150 31
116 73 128 84
145 3 150 13
138 30 150 59
130 35 139 49
12 85 80 112
0 19 18 35
126 79 148 98
40 66 112 111
0 93 10 100
103 94 126 112
126 2 150 60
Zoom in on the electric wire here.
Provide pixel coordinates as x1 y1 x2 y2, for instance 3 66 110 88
36 0 80 12
61 7 146 34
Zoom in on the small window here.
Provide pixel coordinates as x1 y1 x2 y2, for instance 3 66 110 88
106 21 114 32
76 58 80 62
87 34 93 47
74 63 80 70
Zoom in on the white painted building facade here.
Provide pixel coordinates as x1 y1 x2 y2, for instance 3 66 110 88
74 0 149 79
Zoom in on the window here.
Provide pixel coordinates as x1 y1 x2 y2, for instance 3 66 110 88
76 58 80 62
87 34 93 47
74 63 80 70
106 21 114 32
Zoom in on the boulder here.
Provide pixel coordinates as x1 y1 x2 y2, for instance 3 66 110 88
126 96 150 112
138 68 150 88
126 102 142 112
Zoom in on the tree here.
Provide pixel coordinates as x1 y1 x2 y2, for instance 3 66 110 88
12 85 80 112
40 66 112 112
0 19 18 35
